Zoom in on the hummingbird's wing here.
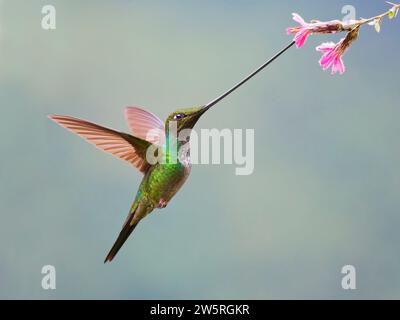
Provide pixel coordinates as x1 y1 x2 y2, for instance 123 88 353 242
124 106 165 146
49 115 153 173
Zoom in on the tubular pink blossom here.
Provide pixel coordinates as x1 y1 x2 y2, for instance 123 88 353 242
292 28 311 48
287 13 344 48
316 27 359 75
286 13 311 48
316 41 346 75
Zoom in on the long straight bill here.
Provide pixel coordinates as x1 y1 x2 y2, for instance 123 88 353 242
204 41 295 110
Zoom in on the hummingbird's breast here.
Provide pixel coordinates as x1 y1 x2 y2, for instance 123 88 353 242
139 160 191 208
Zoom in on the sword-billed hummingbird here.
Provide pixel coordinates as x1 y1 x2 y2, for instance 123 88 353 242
48 41 294 262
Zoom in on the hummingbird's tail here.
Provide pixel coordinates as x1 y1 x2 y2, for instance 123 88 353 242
104 219 139 263
104 200 152 263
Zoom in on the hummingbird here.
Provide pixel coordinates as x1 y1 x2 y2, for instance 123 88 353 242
48 41 294 263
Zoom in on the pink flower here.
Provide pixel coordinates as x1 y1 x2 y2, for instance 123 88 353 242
316 42 346 74
286 13 311 48
316 27 360 75
287 13 344 48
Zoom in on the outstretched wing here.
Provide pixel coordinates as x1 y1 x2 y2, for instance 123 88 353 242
48 115 152 173
124 106 165 146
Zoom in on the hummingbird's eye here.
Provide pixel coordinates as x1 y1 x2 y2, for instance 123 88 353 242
173 113 185 120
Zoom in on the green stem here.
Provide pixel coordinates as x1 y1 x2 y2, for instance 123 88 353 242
351 2 399 28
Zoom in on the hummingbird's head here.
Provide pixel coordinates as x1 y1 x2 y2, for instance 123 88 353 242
165 105 210 134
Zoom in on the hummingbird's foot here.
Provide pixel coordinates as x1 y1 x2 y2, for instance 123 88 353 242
157 199 168 209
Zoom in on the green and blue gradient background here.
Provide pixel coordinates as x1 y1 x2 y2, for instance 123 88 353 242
1 0 399 299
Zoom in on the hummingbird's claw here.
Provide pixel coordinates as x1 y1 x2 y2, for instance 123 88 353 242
157 199 168 209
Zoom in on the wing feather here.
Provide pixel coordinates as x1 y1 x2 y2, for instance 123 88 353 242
124 106 165 146
48 115 152 173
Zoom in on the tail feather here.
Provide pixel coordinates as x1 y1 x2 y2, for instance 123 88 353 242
104 220 139 263
104 199 152 263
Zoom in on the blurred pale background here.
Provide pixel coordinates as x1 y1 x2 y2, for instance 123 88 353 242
0 0 399 299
